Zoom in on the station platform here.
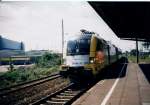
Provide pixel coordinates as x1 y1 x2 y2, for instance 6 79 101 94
72 63 150 105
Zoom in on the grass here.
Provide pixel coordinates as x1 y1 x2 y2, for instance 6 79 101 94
0 65 60 89
128 55 150 63
0 52 61 89
0 57 23 61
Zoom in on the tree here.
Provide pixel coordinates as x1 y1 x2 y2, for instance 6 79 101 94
130 49 137 56
36 52 61 68
142 42 150 49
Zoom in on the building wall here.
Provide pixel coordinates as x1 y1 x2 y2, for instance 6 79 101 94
0 36 2 50
0 36 24 50
0 36 25 58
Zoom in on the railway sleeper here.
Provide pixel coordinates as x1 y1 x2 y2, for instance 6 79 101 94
51 97 70 101
64 90 80 93
60 92 77 96
64 90 74 93
46 100 66 104
56 95 74 98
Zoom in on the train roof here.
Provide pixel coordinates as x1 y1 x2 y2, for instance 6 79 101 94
81 31 116 48
68 30 121 51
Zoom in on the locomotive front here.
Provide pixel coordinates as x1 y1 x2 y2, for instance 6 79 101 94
66 35 91 68
61 32 94 81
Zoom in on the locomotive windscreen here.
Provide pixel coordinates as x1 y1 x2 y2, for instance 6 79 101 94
67 34 91 55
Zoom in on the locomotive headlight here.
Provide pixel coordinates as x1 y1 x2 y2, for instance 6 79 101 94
90 60 94 63
90 58 94 63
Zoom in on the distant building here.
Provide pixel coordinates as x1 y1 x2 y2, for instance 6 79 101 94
0 36 24 50
139 42 150 53
25 50 49 57
0 35 25 57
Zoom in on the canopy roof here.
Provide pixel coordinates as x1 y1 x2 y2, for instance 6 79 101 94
89 2 150 41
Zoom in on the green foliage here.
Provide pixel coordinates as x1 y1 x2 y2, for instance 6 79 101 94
36 52 61 68
0 65 60 89
0 52 61 89
142 42 150 49
128 55 150 63
130 49 137 56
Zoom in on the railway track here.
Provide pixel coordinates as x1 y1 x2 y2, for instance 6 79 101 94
0 72 61 97
30 83 89 105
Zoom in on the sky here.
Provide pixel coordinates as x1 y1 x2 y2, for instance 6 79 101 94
0 1 136 52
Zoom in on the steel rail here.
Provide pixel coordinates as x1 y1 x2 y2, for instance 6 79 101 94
0 72 61 96
30 83 92 105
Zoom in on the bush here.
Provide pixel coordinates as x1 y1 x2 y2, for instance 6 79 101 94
36 52 61 68
0 52 61 89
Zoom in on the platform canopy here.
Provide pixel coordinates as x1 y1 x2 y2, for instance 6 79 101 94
88 2 150 42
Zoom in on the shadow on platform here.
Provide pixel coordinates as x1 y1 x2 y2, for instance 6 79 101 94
100 57 128 80
139 64 150 84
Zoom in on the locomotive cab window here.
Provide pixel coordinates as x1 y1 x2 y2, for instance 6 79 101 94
67 40 78 55
78 39 90 54
67 35 91 55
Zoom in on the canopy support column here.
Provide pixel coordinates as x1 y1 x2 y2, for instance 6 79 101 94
136 38 139 63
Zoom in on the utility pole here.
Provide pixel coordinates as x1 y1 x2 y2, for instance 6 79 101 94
61 19 64 65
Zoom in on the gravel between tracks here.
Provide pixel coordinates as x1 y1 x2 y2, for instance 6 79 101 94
0 77 70 105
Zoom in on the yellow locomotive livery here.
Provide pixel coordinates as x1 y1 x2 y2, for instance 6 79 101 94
61 30 121 81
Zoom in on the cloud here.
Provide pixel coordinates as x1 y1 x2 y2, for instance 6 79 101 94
0 1 135 52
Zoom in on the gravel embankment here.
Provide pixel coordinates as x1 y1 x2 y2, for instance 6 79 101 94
0 77 70 105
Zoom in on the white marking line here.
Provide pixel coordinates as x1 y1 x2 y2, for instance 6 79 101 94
101 63 126 105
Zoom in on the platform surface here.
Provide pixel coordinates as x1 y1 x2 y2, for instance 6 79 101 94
72 63 150 105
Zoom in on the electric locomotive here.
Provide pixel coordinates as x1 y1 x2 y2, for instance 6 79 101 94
61 30 121 81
